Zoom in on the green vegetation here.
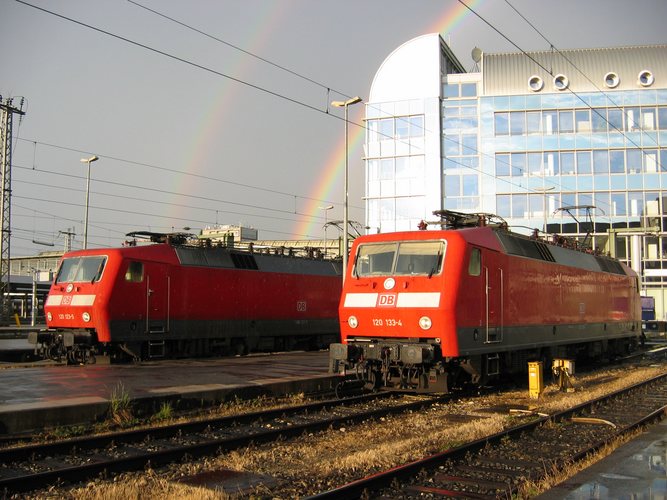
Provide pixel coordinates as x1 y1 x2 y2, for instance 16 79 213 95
109 381 136 427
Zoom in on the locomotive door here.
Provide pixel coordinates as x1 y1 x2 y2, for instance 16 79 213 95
145 264 171 335
484 266 503 343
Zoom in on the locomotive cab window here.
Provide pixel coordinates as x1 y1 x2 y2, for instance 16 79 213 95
468 248 481 276
55 256 107 283
125 261 144 282
354 241 445 277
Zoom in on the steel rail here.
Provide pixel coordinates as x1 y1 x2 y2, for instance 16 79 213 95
0 391 389 462
308 371 667 499
0 392 449 494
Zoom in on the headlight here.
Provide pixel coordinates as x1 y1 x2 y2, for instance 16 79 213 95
47 312 52 322
419 316 432 330
82 312 91 323
348 316 358 328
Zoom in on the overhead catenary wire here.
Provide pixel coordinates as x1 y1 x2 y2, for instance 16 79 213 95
14 137 354 209
125 0 422 138
502 0 662 152
12 0 662 243
12 171 325 227
12 163 340 224
458 0 663 169
12 1 418 152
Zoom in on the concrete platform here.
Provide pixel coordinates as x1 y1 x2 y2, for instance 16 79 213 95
0 351 340 435
538 418 667 499
0 337 40 362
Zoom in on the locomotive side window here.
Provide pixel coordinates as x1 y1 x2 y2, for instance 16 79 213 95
55 256 107 283
125 261 144 282
354 241 445 277
468 248 481 276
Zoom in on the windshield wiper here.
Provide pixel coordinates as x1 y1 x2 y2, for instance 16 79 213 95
429 250 443 279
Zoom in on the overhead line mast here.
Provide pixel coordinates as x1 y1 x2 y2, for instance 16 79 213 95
0 97 26 323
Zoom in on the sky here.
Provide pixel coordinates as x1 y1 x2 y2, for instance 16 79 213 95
1 0 666 256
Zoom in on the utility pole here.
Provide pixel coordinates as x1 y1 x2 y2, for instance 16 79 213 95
0 97 25 324
59 228 75 253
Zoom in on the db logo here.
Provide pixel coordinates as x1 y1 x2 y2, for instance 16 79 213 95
377 294 397 307
297 301 307 312
61 296 72 305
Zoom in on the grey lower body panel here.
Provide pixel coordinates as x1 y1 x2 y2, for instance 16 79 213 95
453 322 639 357
108 318 340 345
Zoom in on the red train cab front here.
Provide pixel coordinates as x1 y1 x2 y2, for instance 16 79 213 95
44 251 113 344
330 230 466 391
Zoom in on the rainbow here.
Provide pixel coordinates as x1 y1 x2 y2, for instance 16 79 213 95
174 3 288 228
294 0 483 238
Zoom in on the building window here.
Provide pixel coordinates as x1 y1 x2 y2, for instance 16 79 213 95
553 74 569 90
528 75 544 91
638 70 654 87
526 112 542 134
644 150 658 173
608 108 624 132
576 151 592 174
510 111 526 135
641 108 656 130
461 83 477 97
511 153 527 177
443 82 477 98
627 149 642 173
497 194 511 217
559 110 574 133
593 150 609 174
561 152 575 175
512 194 528 217
604 72 619 88
494 112 509 135
658 107 667 130
609 150 625 174
543 111 557 135
528 153 543 175
496 153 510 177
575 109 591 133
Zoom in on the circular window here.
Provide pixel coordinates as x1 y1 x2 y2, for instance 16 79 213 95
553 74 569 91
638 70 654 87
604 72 619 88
528 75 543 92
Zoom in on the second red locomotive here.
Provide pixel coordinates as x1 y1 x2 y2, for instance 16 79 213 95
31 232 342 363
330 212 641 393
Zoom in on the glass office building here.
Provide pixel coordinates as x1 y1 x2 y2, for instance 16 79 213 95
364 34 667 317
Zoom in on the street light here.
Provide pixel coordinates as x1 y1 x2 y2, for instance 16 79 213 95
331 96 362 282
319 205 334 257
80 155 99 249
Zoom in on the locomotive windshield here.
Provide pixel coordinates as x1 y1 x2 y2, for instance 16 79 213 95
353 241 445 277
55 256 107 283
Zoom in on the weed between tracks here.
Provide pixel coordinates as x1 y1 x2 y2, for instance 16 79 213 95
109 382 136 427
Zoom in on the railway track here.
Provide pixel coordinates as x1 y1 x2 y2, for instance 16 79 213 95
309 372 667 499
0 391 448 495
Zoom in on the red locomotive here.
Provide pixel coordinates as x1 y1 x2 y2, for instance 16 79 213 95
30 232 342 363
330 211 641 393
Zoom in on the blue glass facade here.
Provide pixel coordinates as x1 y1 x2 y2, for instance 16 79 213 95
366 36 667 317
476 89 667 265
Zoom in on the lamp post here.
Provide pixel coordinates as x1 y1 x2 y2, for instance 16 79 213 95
319 205 334 257
331 96 362 282
80 155 99 249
